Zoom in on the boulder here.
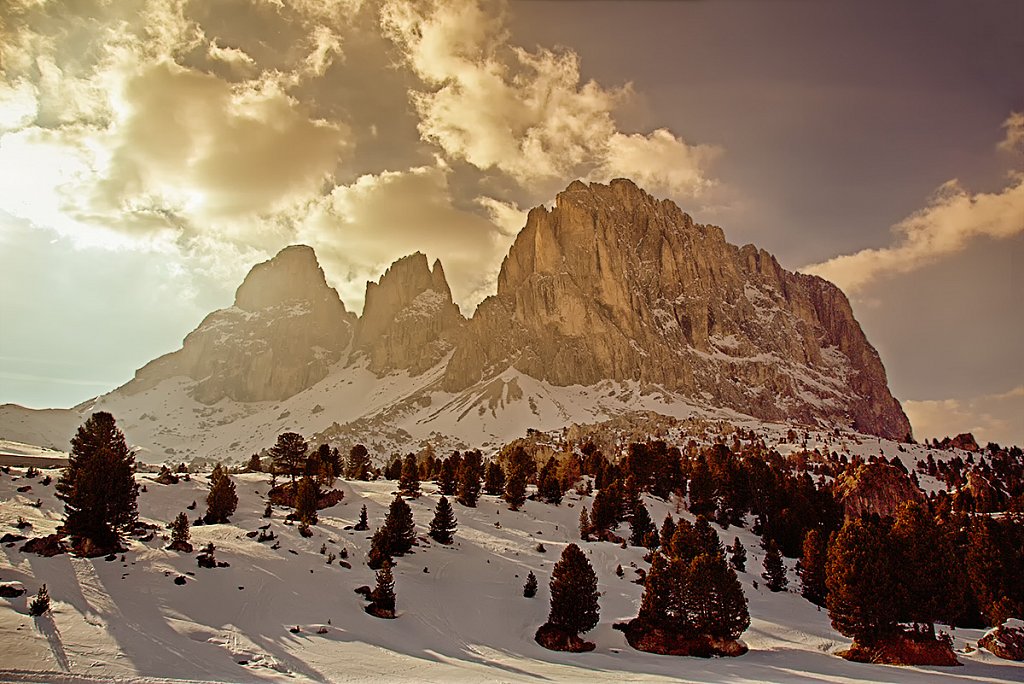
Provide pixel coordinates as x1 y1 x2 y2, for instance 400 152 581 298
0 582 26 598
834 461 925 519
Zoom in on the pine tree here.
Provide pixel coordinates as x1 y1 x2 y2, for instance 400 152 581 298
437 458 457 495
537 457 562 504
28 584 50 617
797 529 827 606
629 501 654 546
504 457 528 511
246 453 262 472
729 537 747 572
891 501 961 635
270 432 308 488
428 496 457 545
346 444 371 480
354 504 369 531
590 481 621 532
295 476 320 525
483 461 505 495
399 454 421 498
693 515 724 558
762 539 788 592
687 553 750 640
383 494 415 555
168 511 192 552
578 506 591 540
659 514 676 549
204 464 238 524
547 543 600 636
367 527 391 570
688 459 716 517
369 559 396 617
523 571 538 598
638 553 674 628
456 450 483 507
56 412 139 552
826 517 900 645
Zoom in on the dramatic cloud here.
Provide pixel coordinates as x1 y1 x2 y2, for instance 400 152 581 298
380 0 716 196
802 172 1024 294
904 385 1024 448
999 111 1024 154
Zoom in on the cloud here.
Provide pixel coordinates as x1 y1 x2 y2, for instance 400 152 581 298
802 172 1024 294
380 0 716 197
903 385 1024 449
999 111 1024 154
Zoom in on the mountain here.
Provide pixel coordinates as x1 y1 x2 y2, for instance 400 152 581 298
0 179 911 460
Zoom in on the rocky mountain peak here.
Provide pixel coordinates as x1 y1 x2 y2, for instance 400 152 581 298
234 244 345 313
355 252 464 375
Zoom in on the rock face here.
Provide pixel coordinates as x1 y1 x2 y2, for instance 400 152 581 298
124 245 356 403
444 179 911 440
354 252 464 375
834 461 925 519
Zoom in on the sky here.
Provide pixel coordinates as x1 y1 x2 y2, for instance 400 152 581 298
0 0 1021 447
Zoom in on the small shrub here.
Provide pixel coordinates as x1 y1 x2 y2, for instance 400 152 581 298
28 584 50 616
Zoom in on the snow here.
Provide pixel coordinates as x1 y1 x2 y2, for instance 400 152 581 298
2 468 1021 683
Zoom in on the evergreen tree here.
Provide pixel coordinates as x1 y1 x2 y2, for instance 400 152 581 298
456 450 483 507
204 464 238 524
578 506 591 540
270 432 308 488
729 537 747 572
399 454 421 498
370 559 396 616
437 458 457 496
523 571 538 598
428 496 457 545
629 501 654 547
826 517 900 645
688 459 716 517
762 539 788 592
638 553 674 627
354 504 369 531
367 527 391 570
483 461 505 495
28 584 50 617
246 453 262 472
590 481 621 532
797 529 827 606
668 517 699 562
687 552 750 640
659 514 677 549
383 494 416 555
56 412 139 551
547 543 600 636
168 511 192 552
693 515 724 558
346 444 371 481
537 457 562 504
504 455 529 511
295 476 320 525
384 456 402 480
891 501 961 635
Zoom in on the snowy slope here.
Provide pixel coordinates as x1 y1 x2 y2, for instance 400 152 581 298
1 467 1021 684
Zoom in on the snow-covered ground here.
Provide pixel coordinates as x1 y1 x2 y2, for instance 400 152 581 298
1 468 1020 683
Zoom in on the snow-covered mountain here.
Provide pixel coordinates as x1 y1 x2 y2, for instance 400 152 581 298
0 179 911 462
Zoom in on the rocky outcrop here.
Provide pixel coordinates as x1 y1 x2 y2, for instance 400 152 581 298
354 252 464 375
939 432 980 452
123 245 356 403
834 461 925 519
444 179 911 440
980 619 1024 661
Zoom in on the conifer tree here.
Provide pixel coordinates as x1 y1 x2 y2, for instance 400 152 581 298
729 537 747 572
456 450 483 507
383 494 415 555
797 529 827 606
28 584 50 617
762 539 788 592
437 458 457 495
270 432 307 488
246 453 262 472
399 454 421 498
629 501 654 547
204 464 238 524
659 514 677 550
688 459 716 517
590 481 621 532
638 553 674 628
547 543 600 636
669 518 699 561
168 511 192 552
367 528 391 570
369 559 396 617
538 457 562 504
354 504 369 531
523 571 538 598
57 412 139 551
346 444 371 481
826 517 900 645
693 515 724 558
504 457 528 511
295 476 320 525
483 461 505 495
891 501 960 635
687 552 750 639
428 496 457 545
578 506 591 540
